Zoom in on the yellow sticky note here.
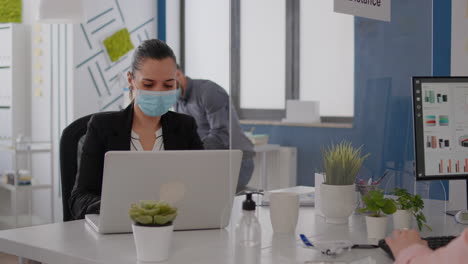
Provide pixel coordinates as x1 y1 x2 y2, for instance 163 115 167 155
34 24 42 32
34 35 42 43
34 61 42 70
34 88 43 97
34 48 43 56
35 76 43 84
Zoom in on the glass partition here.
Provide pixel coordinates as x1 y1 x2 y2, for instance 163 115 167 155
238 0 438 201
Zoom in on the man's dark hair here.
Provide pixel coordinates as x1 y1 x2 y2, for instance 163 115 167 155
130 39 177 75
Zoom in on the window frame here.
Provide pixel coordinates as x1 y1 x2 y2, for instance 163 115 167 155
180 0 354 122
230 0 300 120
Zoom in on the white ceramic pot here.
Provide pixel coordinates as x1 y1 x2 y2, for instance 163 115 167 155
365 216 388 239
320 183 356 224
393 209 412 230
132 223 174 262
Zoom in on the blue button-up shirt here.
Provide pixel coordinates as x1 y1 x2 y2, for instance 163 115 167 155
174 78 254 159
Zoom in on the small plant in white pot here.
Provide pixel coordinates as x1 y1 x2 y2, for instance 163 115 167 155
359 190 396 239
393 188 431 231
321 141 370 224
129 200 177 263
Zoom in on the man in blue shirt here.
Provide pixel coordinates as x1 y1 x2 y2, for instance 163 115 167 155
175 68 255 193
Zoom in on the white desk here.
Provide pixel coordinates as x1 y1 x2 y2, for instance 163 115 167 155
0 197 465 264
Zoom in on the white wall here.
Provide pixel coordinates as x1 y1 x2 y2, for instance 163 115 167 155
184 0 230 92
300 0 354 117
74 0 157 119
449 0 468 211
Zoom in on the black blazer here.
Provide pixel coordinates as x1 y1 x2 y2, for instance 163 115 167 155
69 104 204 220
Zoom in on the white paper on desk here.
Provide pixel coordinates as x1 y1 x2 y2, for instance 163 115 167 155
262 186 314 206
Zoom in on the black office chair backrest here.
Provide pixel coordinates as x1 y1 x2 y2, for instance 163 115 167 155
59 114 93 221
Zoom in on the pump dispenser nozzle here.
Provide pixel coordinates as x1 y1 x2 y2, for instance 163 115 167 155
242 193 256 211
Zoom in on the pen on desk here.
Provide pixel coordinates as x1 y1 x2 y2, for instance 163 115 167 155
300 234 314 248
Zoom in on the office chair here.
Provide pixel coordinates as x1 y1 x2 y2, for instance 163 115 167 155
59 114 93 221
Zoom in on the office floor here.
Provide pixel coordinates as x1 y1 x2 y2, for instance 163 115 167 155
0 253 17 264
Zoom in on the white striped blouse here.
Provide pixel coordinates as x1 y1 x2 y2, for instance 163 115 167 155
130 128 164 151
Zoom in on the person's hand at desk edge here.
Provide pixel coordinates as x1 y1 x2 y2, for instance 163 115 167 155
385 228 468 264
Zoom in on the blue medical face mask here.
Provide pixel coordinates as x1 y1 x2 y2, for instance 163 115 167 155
136 88 180 117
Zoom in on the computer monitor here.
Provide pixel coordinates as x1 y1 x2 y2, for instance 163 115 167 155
412 77 468 215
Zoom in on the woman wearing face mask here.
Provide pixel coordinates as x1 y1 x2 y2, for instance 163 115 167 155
69 39 204 220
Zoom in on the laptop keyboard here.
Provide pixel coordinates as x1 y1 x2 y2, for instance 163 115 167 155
378 235 457 260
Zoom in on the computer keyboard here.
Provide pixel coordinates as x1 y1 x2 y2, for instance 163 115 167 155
378 235 457 260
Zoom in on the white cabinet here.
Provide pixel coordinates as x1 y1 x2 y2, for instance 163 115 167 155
0 24 30 142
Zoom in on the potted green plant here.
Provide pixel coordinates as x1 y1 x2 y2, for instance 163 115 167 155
359 190 396 239
129 200 178 262
392 188 431 231
320 141 370 224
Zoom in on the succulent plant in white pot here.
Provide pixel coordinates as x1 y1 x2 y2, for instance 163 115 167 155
320 141 370 224
129 200 178 262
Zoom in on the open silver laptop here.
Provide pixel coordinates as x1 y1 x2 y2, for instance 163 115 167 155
85 150 242 234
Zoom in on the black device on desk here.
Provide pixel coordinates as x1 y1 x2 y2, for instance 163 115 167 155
412 77 468 220
378 235 457 260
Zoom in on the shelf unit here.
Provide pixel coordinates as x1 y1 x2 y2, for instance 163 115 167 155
0 140 53 229
0 23 52 229
0 182 52 192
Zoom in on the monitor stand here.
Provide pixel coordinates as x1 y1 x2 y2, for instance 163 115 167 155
445 179 468 216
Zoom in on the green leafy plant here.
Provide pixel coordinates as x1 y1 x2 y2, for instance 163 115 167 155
393 188 431 231
129 200 177 226
358 190 397 217
323 141 370 185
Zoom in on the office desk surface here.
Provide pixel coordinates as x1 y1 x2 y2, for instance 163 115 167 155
0 197 465 264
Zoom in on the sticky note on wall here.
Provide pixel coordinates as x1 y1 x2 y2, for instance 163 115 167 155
35 88 43 97
0 0 22 23
103 28 135 62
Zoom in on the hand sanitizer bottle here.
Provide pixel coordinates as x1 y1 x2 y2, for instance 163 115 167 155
235 193 262 264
